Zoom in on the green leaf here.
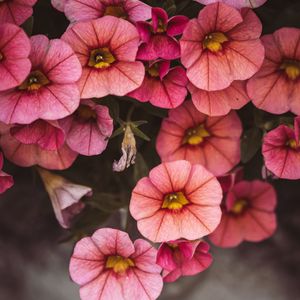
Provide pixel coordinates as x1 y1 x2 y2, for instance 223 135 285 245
131 125 151 142
241 127 263 163
131 120 148 127
110 126 125 139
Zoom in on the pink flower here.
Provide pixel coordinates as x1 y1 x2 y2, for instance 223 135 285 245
217 166 243 193
130 160 222 243
62 16 144 99
51 0 68 12
189 80 250 116
156 239 212 282
0 0 37 25
0 23 31 91
156 101 242 176
128 60 188 109
38 168 92 228
65 0 151 24
0 120 78 170
70 228 163 300
247 27 300 115
209 180 277 248
195 0 267 9
0 152 14 194
136 7 189 60
262 117 300 180
60 100 113 156
0 35 82 124
180 3 264 91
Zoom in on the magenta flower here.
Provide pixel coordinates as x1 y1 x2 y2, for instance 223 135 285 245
157 239 212 282
130 160 222 242
38 168 92 228
0 0 37 25
156 101 242 176
0 152 14 194
180 3 264 91
65 0 151 24
128 60 188 109
60 100 114 156
247 27 300 114
136 7 189 61
0 120 78 170
51 0 68 12
217 167 243 194
262 117 300 180
0 23 31 91
70 228 163 300
195 0 268 9
62 16 144 99
0 35 82 124
189 80 250 116
209 180 277 248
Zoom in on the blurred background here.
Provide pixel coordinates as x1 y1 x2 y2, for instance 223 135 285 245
1 0 300 299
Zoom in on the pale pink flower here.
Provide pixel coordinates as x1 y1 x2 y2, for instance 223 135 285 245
70 228 163 300
0 152 14 194
195 0 268 9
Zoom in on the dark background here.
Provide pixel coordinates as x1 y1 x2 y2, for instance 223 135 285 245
1 0 300 299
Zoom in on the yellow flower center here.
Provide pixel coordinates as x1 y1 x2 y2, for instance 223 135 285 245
106 255 135 274
157 19 167 33
19 70 50 91
287 138 299 149
203 32 228 53
76 105 97 121
183 124 210 146
280 60 300 80
147 63 160 77
89 48 116 69
104 5 128 19
230 199 248 214
162 192 189 210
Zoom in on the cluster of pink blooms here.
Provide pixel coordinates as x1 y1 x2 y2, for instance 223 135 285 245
0 0 299 299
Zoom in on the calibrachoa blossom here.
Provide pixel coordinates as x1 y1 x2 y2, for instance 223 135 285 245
70 228 163 300
209 180 277 248
247 27 300 115
130 160 223 242
0 120 78 170
188 80 250 116
195 0 268 9
262 117 300 180
180 3 264 91
65 0 151 24
136 7 189 60
62 16 144 99
217 166 243 193
156 101 242 176
60 100 113 156
38 168 92 228
0 0 37 25
128 60 188 109
0 152 14 194
0 35 82 124
51 0 68 12
0 23 31 91
156 239 212 282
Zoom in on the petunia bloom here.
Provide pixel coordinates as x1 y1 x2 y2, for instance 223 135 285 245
51 0 68 12
60 100 113 156
188 80 250 116
180 3 264 91
156 101 242 176
0 120 78 170
70 228 163 300
62 16 144 99
38 167 92 228
217 166 243 193
64 0 151 24
0 0 37 25
128 60 188 109
209 180 277 248
0 152 14 194
130 160 222 242
262 117 300 180
0 23 31 91
194 0 268 9
136 7 189 61
0 35 82 124
156 239 212 282
247 27 300 115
